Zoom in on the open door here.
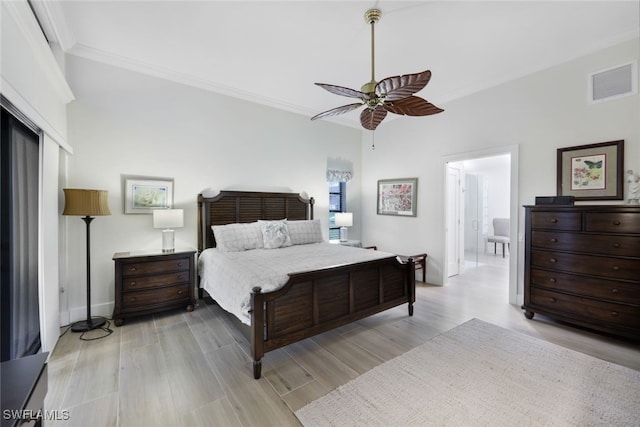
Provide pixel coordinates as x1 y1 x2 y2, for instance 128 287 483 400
446 164 462 277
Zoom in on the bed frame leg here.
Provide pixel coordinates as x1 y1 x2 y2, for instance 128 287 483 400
253 359 262 379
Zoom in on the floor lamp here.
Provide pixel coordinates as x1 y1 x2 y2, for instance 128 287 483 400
63 189 111 332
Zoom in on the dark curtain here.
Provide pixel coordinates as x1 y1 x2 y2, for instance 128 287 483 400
1 106 41 361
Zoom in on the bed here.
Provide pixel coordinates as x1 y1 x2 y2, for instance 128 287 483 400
197 190 416 379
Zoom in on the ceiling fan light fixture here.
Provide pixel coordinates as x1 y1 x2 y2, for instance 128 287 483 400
311 8 444 131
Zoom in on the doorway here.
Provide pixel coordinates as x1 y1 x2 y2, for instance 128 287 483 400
443 146 519 305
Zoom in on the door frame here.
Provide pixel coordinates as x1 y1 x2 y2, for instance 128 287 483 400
442 144 520 305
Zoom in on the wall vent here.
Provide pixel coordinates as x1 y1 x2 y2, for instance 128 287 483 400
588 61 637 104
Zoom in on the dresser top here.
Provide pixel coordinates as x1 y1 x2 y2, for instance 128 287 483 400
113 248 196 260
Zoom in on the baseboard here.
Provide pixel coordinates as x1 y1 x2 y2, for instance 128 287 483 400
62 301 114 327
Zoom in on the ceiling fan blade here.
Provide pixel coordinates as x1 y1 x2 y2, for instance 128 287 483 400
360 106 388 130
375 70 432 101
384 96 444 116
311 103 364 121
315 83 370 100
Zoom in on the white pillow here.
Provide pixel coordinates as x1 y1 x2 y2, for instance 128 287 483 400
259 220 292 249
287 219 324 245
212 222 263 252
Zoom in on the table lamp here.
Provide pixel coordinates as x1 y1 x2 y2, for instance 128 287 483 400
153 209 184 252
335 212 353 242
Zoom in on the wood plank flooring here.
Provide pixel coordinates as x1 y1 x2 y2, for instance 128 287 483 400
45 257 640 426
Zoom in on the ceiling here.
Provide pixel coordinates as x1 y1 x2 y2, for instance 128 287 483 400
32 1 640 129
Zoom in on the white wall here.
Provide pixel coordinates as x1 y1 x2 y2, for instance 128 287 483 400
1 0 73 354
62 55 363 322
362 38 640 297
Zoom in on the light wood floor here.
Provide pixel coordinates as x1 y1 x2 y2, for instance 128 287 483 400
45 256 640 426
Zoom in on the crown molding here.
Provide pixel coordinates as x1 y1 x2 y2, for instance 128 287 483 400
28 0 76 51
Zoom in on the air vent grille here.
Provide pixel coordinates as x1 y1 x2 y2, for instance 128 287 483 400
589 61 637 103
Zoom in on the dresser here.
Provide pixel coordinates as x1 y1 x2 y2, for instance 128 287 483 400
112 249 196 326
523 205 640 340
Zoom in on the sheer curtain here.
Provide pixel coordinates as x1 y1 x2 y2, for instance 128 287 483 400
1 107 40 360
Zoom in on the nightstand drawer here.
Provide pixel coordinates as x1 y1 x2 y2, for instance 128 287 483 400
585 213 640 234
123 271 190 291
122 257 190 277
122 283 191 310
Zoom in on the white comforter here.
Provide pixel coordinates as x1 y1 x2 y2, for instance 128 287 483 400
198 242 395 325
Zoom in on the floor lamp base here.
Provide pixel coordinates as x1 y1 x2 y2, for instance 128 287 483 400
71 317 107 332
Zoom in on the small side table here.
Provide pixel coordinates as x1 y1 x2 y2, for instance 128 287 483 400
398 253 428 282
112 248 196 326
329 239 362 248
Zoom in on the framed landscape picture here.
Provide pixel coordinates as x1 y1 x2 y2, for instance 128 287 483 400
557 140 624 201
123 176 174 214
377 178 418 216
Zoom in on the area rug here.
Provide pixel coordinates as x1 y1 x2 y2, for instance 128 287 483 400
295 319 640 426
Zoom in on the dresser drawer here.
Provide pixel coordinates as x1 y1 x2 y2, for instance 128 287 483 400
531 231 640 257
123 271 190 291
530 212 581 231
530 268 640 305
531 249 640 281
585 213 640 234
122 283 191 310
530 287 640 328
121 257 190 277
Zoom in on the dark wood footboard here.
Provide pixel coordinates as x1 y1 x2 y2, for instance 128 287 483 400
250 256 415 379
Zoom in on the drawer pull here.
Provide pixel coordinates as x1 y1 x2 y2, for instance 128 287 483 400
612 220 621 226
550 218 558 223
177 290 183 295
130 267 137 272
612 266 619 271
548 297 556 303
549 258 557 263
177 262 183 268
612 288 619 294
550 238 558 243
611 311 618 317
177 275 183 281
612 242 620 248
130 297 136 303
129 281 136 287
548 278 557 283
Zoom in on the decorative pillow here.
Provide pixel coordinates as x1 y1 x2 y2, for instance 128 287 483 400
287 219 324 245
259 220 293 249
212 222 263 252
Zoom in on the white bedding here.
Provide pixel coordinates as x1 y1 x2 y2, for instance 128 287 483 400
198 242 396 325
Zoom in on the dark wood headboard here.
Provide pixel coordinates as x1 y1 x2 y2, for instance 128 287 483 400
197 190 315 252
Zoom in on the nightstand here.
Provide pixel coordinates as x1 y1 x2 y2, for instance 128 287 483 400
112 249 196 326
329 239 363 248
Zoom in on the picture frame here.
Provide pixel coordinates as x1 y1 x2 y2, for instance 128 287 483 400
123 175 174 214
557 140 624 201
377 178 418 216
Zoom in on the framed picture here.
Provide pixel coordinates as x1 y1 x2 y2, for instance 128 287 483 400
123 176 174 214
557 140 624 201
377 178 418 216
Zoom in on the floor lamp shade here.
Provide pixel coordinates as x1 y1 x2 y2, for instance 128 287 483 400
63 189 111 332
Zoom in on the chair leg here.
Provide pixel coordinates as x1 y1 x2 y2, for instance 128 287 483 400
494 242 497 254
502 243 505 258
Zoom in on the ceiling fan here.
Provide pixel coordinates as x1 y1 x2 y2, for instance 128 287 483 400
311 8 444 131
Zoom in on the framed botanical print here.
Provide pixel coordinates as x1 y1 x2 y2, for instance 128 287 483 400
377 178 418 216
557 140 624 201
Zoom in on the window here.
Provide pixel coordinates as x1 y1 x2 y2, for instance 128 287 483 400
328 181 346 240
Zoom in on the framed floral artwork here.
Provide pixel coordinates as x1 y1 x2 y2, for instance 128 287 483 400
377 178 418 216
123 175 174 214
557 140 624 201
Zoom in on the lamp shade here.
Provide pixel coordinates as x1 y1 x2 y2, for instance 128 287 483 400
63 189 111 216
335 212 353 227
153 209 184 229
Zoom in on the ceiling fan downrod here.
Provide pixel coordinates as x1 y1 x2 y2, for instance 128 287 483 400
362 9 381 95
